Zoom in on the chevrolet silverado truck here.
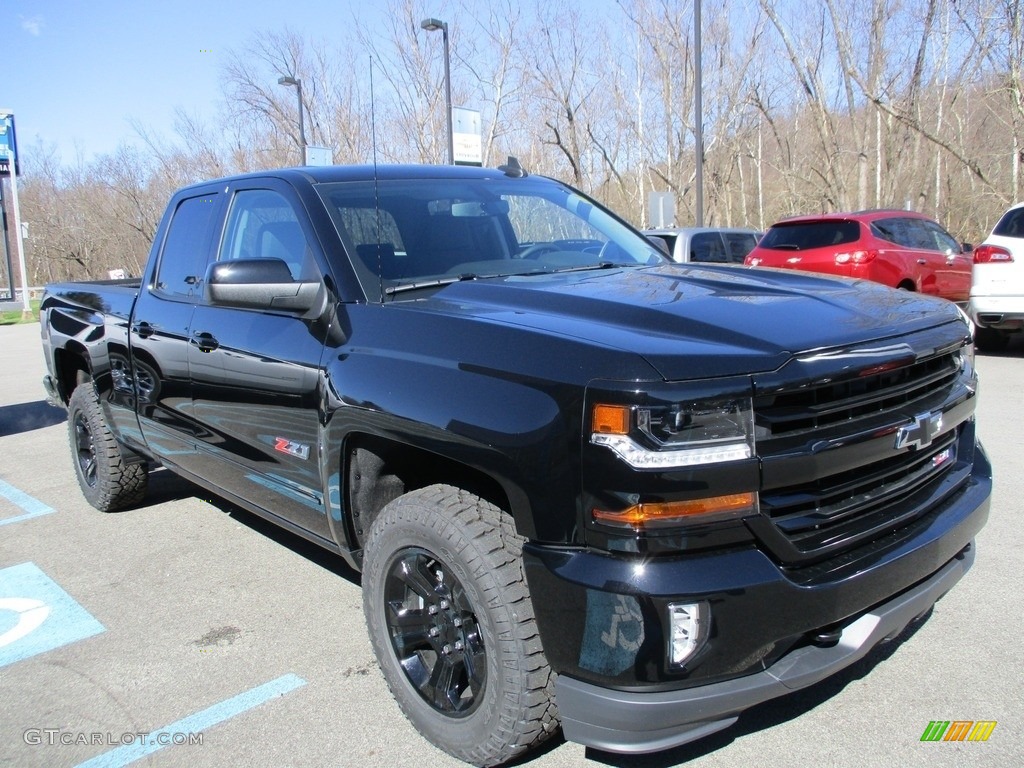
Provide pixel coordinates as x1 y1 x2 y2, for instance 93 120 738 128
40 163 991 766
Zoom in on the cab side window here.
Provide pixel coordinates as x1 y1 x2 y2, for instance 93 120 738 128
154 194 220 299
219 189 319 281
690 232 727 262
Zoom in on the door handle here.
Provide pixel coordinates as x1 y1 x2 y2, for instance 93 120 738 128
917 258 927 265
132 321 154 339
191 331 219 353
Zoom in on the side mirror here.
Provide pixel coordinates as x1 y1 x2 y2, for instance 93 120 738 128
204 258 322 313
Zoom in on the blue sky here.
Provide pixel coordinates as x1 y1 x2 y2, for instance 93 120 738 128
4 0 388 164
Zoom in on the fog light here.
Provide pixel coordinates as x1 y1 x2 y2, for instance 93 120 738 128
668 602 707 667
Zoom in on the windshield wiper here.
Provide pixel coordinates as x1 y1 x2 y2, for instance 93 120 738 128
385 273 479 296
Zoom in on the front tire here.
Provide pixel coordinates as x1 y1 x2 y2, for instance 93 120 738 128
362 484 557 766
67 383 148 512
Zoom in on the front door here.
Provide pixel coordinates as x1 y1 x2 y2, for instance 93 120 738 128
188 181 332 540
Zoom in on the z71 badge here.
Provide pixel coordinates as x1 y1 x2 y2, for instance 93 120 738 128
273 438 310 460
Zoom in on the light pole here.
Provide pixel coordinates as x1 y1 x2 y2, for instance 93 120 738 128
420 17 454 165
277 76 307 165
694 0 704 226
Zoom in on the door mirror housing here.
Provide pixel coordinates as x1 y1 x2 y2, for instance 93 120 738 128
204 258 323 313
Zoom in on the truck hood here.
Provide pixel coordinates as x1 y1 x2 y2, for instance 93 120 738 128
412 264 964 380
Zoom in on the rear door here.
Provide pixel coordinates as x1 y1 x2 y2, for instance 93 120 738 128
187 178 333 539
131 186 223 469
920 219 971 301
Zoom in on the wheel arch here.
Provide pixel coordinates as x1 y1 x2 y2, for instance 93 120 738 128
340 432 526 555
53 342 91 404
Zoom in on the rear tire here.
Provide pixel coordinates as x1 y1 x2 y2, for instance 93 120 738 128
67 383 148 511
361 484 558 766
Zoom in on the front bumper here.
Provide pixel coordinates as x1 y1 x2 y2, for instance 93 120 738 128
523 445 990 754
555 543 973 753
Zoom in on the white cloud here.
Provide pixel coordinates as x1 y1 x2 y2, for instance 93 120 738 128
20 15 44 36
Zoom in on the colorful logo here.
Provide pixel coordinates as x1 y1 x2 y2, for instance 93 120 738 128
920 721 997 742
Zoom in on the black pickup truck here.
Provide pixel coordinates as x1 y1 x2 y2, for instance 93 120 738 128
40 163 991 766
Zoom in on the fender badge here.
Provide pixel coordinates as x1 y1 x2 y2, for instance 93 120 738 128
274 438 310 460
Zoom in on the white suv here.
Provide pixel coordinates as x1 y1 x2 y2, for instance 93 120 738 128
969 202 1024 351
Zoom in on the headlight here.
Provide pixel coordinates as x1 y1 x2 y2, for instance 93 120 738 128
590 398 755 469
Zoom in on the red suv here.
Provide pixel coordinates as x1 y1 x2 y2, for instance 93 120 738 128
744 210 972 302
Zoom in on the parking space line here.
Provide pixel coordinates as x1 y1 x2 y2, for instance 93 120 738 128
0 478 55 526
74 673 307 768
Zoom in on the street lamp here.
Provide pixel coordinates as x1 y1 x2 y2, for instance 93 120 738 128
420 17 454 165
277 76 307 164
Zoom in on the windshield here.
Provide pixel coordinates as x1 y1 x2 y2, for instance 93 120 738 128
316 176 665 299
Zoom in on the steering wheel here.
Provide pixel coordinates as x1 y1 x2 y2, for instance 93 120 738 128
518 244 559 259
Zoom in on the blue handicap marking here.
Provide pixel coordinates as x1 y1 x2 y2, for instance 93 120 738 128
0 478 55 526
0 562 105 669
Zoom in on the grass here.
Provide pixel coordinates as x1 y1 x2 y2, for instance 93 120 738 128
0 299 41 325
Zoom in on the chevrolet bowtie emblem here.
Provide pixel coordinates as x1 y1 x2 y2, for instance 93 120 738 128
895 411 944 450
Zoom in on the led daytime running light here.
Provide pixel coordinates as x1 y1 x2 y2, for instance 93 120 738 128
591 432 751 468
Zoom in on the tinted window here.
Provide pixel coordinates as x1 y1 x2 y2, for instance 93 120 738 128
220 189 318 280
690 232 727 262
993 207 1024 238
920 219 960 254
759 221 859 250
154 194 219 299
907 219 938 249
317 178 664 296
872 217 912 246
723 233 758 262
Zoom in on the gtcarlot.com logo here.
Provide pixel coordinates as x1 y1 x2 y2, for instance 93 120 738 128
23 729 203 747
920 720 997 742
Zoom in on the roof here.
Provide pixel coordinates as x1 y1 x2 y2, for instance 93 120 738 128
643 226 760 235
771 209 935 226
175 163 539 194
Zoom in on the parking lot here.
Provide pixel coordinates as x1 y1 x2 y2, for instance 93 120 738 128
1 319 1021 768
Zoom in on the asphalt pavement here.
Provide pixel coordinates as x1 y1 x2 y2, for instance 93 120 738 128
0 320 1020 768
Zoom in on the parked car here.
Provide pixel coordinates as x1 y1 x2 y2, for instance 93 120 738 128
968 201 1024 351
645 227 760 264
744 210 973 302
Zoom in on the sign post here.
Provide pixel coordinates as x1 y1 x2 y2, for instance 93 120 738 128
0 110 29 316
